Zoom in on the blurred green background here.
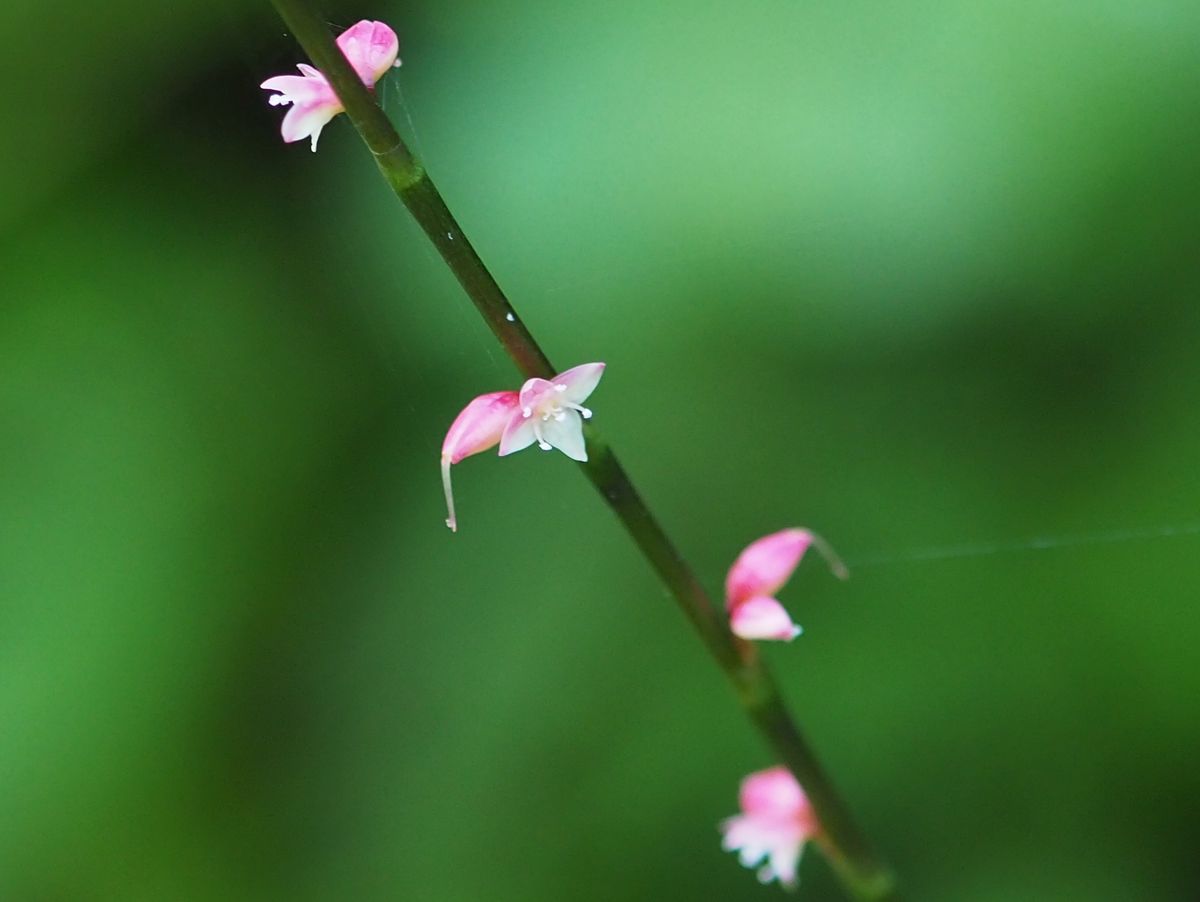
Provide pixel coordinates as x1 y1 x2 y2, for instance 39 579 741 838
2 0 1198 899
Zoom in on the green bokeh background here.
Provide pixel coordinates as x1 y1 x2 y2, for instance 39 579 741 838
3 1 1198 899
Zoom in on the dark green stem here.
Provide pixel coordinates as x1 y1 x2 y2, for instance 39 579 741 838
267 2 898 898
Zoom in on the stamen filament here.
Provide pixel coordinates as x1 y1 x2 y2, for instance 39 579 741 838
441 455 457 532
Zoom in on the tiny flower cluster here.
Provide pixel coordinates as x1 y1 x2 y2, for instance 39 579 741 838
441 363 605 532
261 20 401 151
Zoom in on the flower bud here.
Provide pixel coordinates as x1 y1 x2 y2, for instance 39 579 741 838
725 529 847 641
335 20 402 86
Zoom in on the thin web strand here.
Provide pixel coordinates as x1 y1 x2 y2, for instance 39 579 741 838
846 520 1200 569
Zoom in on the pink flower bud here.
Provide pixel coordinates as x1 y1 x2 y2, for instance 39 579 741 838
261 20 402 152
720 766 818 888
725 528 847 642
335 20 402 86
441 391 520 532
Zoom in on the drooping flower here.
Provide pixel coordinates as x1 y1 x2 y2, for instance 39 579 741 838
720 766 819 889
499 363 606 462
439 363 605 531
261 19 401 151
441 391 520 532
725 528 847 641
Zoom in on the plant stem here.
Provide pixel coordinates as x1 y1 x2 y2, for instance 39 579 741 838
267 3 899 898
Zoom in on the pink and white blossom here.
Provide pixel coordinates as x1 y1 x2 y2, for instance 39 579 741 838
441 391 521 532
720 766 819 889
439 363 605 531
261 19 401 151
498 363 606 462
725 528 847 641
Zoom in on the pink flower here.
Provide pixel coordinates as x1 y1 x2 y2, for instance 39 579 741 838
439 363 605 531
720 766 819 889
499 363 606 462
334 20 402 85
441 391 521 532
725 529 847 641
261 19 401 152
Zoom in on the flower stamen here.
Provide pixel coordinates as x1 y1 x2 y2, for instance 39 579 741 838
565 402 592 419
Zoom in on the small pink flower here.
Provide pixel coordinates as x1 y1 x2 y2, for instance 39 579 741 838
725 529 847 641
261 19 401 152
499 363 606 462
720 766 819 889
334 20 402 85
439 364 605 531
441 391 521 532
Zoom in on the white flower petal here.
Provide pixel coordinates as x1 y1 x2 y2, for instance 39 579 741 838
517 377 556 410
280 101 340 150
554 362 605 404
768 841 803 888
541 409 587 461
498 413 536 456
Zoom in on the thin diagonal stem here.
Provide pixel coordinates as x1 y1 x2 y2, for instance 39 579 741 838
266 4 898 898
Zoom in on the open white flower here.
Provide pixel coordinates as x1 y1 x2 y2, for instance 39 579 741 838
498 363 605 462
